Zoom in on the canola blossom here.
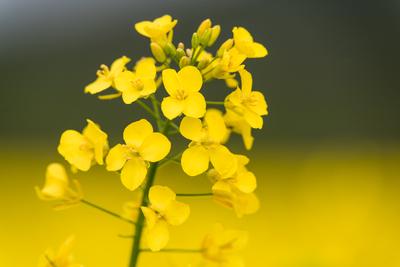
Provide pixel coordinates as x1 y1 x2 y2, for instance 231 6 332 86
36 14 270 267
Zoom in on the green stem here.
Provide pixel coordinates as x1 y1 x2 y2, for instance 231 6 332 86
150 95 162 130
176 193 213 197
140 248 202 253
206 101 224 105
136 100 158 120
80 199 135 225
128 162 159 267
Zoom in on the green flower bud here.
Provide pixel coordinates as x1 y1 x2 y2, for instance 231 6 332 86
179 56 190 68
191 33 200 49
176 47 186 60
208 25 221 46
200 28 212 47
197 58 209 70
197 19 212 35
150 42 166 63
164 42 177 57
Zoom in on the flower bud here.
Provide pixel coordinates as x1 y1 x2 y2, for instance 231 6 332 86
164 42 177 57
197 18 212 35
208 25 221 46
197 58 209 70
191 33 200 49
199 28 212 47
179 56 190 68
217 39 234 57
178 42 185 50
150 42 166 63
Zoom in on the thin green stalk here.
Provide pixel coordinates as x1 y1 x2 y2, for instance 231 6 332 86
176 193 213 197
81 199 135 225
140 248 203 253
159 151 183 168
128 162 159 267
136 100 158 119
150 95 162 130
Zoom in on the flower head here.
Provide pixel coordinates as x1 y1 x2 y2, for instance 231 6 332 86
106 119 171 191
225 69 268 129
84 56 130 95
114 57 157 104
202 224 247 267
58 119 108 171
35 163 83 209
232 27 268 58
208 154 257 194
135 15 177 40
141 185 190 251
210 48 246 79
38 235 83 267
180 109 237 177
224 110 254 150
161 66 206 120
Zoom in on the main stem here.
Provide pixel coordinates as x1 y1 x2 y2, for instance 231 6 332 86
128 162 159 267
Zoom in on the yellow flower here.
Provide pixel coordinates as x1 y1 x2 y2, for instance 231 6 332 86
202 224 247 267
208 154 257 194
84 56 130 94
212 181 259 218
135 15 177 40
106 119 171 191
232 26 268 58
161 66 206 119
58 119 108 171
180 109 237 177
38 236 83 267
114 57 157 104
202 48 245 80
224 69 268 129
141 185 190 251
35 163 83 210
122 192 142 221
224 109 254 150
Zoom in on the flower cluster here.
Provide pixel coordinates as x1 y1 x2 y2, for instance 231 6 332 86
36 14 269 266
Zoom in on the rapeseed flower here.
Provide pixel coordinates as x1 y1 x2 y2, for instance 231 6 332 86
135 15 177 41
232 27 268 58
224 110 254 150
38 236 83 267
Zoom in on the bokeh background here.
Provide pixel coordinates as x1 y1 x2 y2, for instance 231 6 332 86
1 0 399 266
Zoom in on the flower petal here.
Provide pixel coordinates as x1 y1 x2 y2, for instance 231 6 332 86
120 157 148 191
183 92 206 118
149 185 176 212
162 68 180 96
181 145 209 176
106 144 129 171
83 119 108 165
109 56 131 76
139 133 171 162
178 66 203 93
164 200 190 226
234 171 257 193
145 220 170 251
123 119 153 148
135 58 156 79
209 145 237 178
134 21 153 37
179 116 203 142
250 42 268 58
204 109 227 143
141 206 158 229
57 130 93 171
140 78 157 96
84 78 111 94
243 109 263 129
239 69 252 96
161 96 184 120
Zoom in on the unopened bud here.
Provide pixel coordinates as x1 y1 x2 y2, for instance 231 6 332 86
197 59 209 70
199 28 212 47
208 25 221 46
191 33 200 49
178 42 185 50
164 42 177 57
179 56 190 68
197 19 212 35
176 48 186 59
150 42 166 63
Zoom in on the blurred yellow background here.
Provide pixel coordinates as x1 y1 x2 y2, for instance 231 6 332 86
1 141 399 266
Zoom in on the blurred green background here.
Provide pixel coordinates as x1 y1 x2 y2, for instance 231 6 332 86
0 0 399 266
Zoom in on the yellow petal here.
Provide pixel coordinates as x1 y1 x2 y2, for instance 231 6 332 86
204 109 227 143
123 119 153 148
120 157 147 191
182 92 206 118
140 78 157 96
164 200 190 226
121 87 141 104
149 185 176 212
234 171 257 193
239 69 252 96
145 220 170 251
233 27 253 43
234 192 260 217
106 144 129 171
141 206 158 229
135 21 153 37
135 58 156 79
243 109 263 129
209 145 237 178
250 42 268 58
57 130 93 171
83 119 108 165
139 133 171 162
84 78 112 94
161 96 184 120
38 163 69 199
114 71 136 92
162 68 180 96
178 66 203 93
179 116 203 142
181 145 209 176
109 56 131 76
248 91 268 115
